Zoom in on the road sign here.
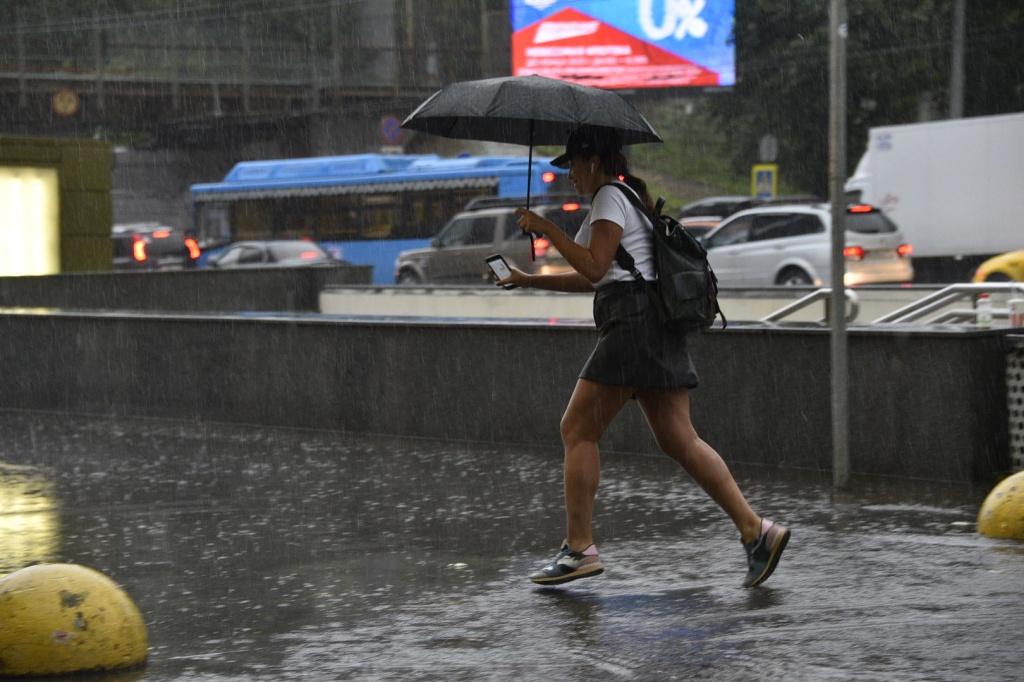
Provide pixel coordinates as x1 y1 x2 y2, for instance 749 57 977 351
759 134 779 162
52 89 80 117
751 164 778 199
380 116 403 145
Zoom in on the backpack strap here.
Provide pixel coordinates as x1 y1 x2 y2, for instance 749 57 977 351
601 182 668 320
600 182 654 282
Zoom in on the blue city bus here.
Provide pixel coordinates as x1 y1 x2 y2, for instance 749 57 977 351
189 153 571 283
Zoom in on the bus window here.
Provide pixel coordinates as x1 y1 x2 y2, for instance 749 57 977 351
195 201 232 248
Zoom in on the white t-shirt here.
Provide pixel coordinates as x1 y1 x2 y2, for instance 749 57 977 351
574 182 656 287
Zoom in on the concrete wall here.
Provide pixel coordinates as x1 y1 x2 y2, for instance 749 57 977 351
0 308 1011 483
0 267 372 313
319 285 949 323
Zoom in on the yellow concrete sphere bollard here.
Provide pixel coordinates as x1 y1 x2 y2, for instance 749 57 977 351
977 471 1024 539
0 563 148 677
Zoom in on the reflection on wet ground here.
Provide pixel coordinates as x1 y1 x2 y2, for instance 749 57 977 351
1 410 1021 680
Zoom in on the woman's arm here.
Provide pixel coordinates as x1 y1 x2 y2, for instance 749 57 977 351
513 208 623 284
501 269 594 292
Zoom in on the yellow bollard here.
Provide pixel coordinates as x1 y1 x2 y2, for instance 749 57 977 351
977 471 1024 539
0 563 147 677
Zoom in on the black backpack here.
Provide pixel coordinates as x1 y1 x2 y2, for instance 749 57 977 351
607 182 726 332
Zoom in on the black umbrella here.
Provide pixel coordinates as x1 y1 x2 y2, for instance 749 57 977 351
402 75 662 259
401 74 662 147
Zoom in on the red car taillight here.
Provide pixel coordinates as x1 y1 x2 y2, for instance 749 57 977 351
185 238 201 260
843 245 865 261
897 243 913 258
534 237 552 259
132 235 147 262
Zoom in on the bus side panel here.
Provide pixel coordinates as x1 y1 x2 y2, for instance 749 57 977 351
323 238 430 285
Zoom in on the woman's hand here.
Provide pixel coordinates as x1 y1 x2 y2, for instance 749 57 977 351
513 207 550 237
495 265 530 289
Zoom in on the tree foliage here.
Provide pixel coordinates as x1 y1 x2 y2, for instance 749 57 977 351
706 0 1024 195
3 0 1021 198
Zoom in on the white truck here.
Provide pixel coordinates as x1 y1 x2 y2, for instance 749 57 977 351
844 111 1024 283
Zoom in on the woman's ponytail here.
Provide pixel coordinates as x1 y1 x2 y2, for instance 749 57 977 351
598 146 654 212
621 172 654 213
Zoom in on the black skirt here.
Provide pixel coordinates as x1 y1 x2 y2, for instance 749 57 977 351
579 280 699 389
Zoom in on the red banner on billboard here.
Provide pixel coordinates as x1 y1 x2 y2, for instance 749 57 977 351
512 7 721 89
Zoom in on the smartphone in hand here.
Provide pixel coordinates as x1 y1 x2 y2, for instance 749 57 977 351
485 254 517 289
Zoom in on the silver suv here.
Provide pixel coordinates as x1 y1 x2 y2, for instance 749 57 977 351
701 203 914 287
394 196 588 285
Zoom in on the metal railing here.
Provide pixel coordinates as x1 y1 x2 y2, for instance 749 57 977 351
759 288 860 324
756 282 1024 327
871 282 1024 325
2 6 499 92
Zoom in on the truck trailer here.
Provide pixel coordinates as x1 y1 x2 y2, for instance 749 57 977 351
845 112 1024 283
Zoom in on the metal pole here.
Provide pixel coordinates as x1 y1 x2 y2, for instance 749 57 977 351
949 0 966 119
170 12 181 112
242 23 252 114
829 0 850 488
479 0 490 78
16 13 27 109
331 1 342 87
307 16 320 110
93 9 105 113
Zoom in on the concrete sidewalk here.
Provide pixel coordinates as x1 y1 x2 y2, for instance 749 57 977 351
2 410 1021 681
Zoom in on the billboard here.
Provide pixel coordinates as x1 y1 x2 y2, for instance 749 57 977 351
0 166 60 276
511 0 735 89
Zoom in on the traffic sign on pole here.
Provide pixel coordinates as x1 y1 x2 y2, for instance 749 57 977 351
380 116 403 145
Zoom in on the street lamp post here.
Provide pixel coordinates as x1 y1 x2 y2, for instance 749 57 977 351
830 0 850 488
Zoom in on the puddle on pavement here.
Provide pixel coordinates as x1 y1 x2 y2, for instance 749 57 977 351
1 411 1020 681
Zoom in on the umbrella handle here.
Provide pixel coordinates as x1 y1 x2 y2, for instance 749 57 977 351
528 124 535 262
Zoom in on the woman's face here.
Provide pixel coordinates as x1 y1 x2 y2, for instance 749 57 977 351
567 154 601 196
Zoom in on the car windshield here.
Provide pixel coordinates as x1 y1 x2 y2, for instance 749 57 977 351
146 231 188 253
268 242 329 261
680 198 747 218
845 211 897 234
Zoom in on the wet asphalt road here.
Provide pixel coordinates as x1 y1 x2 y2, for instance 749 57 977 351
2 409 1022 681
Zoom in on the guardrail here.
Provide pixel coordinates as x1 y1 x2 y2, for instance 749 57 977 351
871 282 1024 325
755 282 1024 327
758 288 860 324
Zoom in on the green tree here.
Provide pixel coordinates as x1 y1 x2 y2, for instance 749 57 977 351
962 1 1024 116
706 0 1023 196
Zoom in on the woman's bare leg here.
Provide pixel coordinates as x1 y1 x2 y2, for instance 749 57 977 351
636 387 762 543
558 379 635 550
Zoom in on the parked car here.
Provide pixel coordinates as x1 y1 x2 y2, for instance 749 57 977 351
679 196 756 220
972 250 1024 282
206 240 345 269
678 217 722 239
111 223 200 271
700 203 914 287
394 196 588 285
678 195 823 222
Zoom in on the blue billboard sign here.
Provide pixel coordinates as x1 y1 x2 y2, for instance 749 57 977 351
511 0 736 89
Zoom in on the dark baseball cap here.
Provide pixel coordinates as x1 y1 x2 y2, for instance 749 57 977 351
551 126 622 168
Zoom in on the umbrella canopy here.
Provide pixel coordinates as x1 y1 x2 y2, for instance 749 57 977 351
401 75 662 147
402 75 662 261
